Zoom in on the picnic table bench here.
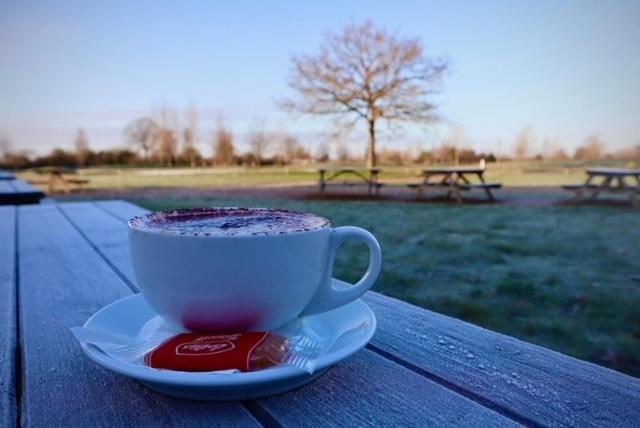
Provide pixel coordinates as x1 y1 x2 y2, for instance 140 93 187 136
1 200 639 426
563 167 640 206
0 179 45 205
28 166 90 194
318 168 382 195
408 166 502 203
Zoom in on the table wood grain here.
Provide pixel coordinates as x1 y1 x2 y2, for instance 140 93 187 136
2 200 640 427
0 180 44 206
0 206 17 428
0 170 15 180
17 204 257 427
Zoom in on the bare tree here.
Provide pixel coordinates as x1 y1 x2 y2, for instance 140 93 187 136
293 144 311 162
0 133 10 160
278 134 307 163
540 136 568 161
574 134 605 160
156 128 178 166
514 127 533 160
124 118 158 161
213 122 235 166
432 144 456 164
73 129 91 166
282 21 447 168
378 148 404 165
155 108 179 166
182 106 199 167
316 142 330 163
336 140 350 163
550 148 570 161
248 125 270 166
613 144 640 162
442 125 465 165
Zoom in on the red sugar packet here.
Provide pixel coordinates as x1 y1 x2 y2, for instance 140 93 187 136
71 321 330 374
145 332 290 372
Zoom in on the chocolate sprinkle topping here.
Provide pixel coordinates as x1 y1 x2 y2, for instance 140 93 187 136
129 207 330 237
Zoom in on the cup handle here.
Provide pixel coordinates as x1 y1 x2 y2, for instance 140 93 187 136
301 226 382 316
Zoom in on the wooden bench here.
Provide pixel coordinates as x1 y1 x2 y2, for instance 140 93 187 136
318 168 382 196
406 182 440 197
564 168 640 206
562 184 598 190
66 178 90 190
406 182 440 188
564 184 639 193
458 183 502 191
407 182 501 201
2 200 640 426
28 177 90 193
26 179 50 185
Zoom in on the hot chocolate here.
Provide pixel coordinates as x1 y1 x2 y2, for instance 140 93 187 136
128 206 381 331
129 207 330 237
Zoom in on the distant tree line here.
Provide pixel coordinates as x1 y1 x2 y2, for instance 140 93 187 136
0 108 315 168
508 128 640 162
1 122 638 169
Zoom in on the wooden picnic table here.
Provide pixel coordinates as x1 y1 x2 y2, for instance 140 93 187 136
563 167 640 206
412 166 501 203
0 179 45 205
29 167 90 194
318 168 382 195
1 200 640 426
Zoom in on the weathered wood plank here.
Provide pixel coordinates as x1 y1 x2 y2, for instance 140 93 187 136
422 167 484 174
363 292 640 427
260 350 515 427
59 202 139 287
0 206 17 428
11 180 43 194
17 204 258 427
0 170 15 180
95 199 148 223
0 181 15 193
458 183 502 190
562 184 598 190
0 181 44 205
62 201 515 426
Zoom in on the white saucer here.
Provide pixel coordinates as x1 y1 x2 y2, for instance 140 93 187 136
79 291 376 401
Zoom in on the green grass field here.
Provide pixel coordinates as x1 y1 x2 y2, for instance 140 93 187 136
17 159 639 191
130 195 640 377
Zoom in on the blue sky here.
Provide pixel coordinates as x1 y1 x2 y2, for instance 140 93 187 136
1 0 639 156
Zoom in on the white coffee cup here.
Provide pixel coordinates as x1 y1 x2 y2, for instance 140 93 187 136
128 207 382 332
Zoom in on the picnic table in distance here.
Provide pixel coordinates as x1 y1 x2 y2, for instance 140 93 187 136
563 167 640 206
318 167 382 195
2 200 640 426
408 163 502 203
28 166 90 194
